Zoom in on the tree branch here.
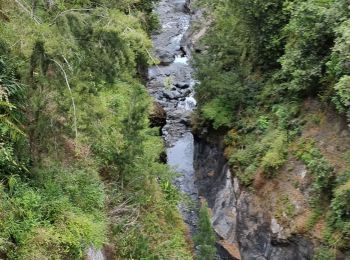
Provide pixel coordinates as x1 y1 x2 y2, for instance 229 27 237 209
51 59 78 139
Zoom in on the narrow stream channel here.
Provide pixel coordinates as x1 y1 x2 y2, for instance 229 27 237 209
147 0 199 234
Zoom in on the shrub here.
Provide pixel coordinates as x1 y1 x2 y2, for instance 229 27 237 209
313 246 336 260
295 139 334 204
261 131 287 174
194 202 217 260
0 166 107 259
202 98 233 129
325 172 350 249
279 1 335 94
332 75 350 116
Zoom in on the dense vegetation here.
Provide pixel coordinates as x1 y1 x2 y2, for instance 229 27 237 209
0 0 192 259
194 0 350 258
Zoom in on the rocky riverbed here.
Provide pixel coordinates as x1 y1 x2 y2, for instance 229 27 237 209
147 0 199 234
147 0 197 144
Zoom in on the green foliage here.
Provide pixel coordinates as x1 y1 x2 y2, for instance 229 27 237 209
0 166 106 259
307 208 322 230
293 139 350 252
0 56 27 176
327 18 350 80
110 178 192 259
332 75 350 114
0 0 191 259
295 139 334 204
272 102 300 129
313 246 336 260
229 129 288 185
279 0 335 93
194 0 292 130
202 98 233 129
193 0 350 128
256 116 270 131
323 170 350 249
160 180 181 206
261 131 288 174
194 202 217 260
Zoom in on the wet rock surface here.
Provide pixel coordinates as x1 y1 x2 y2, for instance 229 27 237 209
85 247 105 260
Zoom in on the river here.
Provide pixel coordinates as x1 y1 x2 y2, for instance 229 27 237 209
147 0 199 234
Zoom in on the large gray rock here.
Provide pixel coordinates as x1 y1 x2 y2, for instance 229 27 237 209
163 90 175 99
155 49 175 65
175 82 190 89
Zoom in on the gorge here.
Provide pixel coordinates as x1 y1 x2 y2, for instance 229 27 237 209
148 0 315 259
1 0 350 259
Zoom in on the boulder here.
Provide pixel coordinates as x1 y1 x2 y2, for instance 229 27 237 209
163 90 175 99
156 49 175 65
149 102 166 128
180 88 192 97
175 82 190 89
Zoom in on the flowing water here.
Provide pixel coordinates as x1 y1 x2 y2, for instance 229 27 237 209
147 0 200 233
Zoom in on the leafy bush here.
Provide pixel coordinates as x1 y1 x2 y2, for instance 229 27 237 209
324 171 350 249
202 98 233 129
328 19 350 80
194 202 217 260
279 0 335 94
261 131 287 174
332 75 350 113
295 139 334 204
313 246 336 260
229 129 287 184
0 166 106 259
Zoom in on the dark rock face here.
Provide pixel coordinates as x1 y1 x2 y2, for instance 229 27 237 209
194 136 314 260
236 193 314 260
149 101 166 128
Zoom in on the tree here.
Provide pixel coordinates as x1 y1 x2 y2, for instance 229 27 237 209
194 202 217 260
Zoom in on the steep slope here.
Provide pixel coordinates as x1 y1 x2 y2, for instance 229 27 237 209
0 1 192 259
191 0 350 259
